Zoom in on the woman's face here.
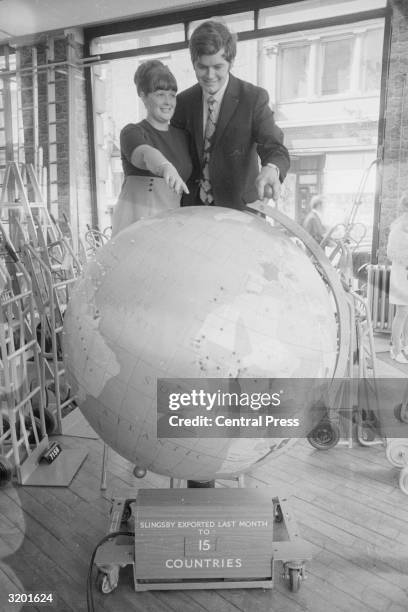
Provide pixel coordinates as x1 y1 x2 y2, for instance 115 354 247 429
141 89 177 125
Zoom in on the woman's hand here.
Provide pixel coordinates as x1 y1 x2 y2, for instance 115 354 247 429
161 162 189 196
132 146 190 196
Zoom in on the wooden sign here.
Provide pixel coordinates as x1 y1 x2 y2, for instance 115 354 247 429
94 489 312 594
133 488 277 586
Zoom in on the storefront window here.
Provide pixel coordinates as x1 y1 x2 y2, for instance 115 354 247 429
320 38 353 95
89 1 386 242
279 45 310 101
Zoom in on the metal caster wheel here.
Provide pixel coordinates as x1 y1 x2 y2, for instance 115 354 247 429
289 568 302 593
26 416 44 444
307 419 340 450
0 455 13 486
386 440 408 468
358 423 376 443
46 381 75 407
96 568 119 594
121 499 136 524
40 406 57 435
394 403 408 424
399 466 408 495
15 416 44 444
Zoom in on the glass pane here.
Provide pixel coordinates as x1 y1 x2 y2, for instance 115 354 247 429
0 52 16 71
321 38 353 95
279 45 309 101
91 23 185 55
262 17 383 240
362 28 384 92
233 40 258 83
188 13 254 38
102 49 193 135
259 0 387 29
91 47 192 228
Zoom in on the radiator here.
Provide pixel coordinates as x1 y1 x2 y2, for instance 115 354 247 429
366 264 395 333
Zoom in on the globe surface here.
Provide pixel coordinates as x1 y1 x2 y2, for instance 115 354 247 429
63 207 337 480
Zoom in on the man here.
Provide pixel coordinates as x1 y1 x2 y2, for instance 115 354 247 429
171 20 290 209
302 195 327 244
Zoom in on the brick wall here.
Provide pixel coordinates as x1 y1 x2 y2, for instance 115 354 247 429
378 0 408 261
66 33 93 240
18 32 93 239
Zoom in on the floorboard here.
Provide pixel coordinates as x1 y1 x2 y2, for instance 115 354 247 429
1 415 407 612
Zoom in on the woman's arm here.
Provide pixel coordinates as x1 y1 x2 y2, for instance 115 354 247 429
131 144 169 174
130 145 189 195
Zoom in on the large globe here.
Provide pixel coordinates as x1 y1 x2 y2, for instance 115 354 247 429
63 207 337 481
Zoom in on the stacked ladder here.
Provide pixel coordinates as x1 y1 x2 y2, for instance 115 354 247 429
1 161 81 434
0 234 49 484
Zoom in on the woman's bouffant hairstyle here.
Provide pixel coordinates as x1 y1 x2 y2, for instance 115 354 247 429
134 60 177 96
189 20 237 64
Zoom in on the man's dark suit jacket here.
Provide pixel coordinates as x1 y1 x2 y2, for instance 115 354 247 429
171 73 290 210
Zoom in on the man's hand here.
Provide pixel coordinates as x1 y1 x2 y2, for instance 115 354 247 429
255 164 281 201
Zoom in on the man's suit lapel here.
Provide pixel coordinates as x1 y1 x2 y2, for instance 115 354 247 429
213 75 240 148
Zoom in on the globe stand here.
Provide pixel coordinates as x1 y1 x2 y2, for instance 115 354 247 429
246 200 350 381
247 200 356 449
93 487 313 595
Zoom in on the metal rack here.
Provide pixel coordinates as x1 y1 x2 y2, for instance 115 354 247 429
1 161 81 433
0 161 87 486
0 246 48 484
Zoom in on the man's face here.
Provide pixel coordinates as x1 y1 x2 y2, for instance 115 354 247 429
193 48 231 95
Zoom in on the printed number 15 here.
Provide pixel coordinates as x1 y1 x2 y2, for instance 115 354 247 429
198 539 211 551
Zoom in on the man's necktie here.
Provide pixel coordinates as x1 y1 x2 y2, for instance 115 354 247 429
200 96 216 205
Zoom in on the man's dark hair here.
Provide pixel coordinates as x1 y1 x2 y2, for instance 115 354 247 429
189 20 237 64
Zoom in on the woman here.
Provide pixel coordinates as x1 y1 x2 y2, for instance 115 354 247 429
111 60 192 236
387 193 408 364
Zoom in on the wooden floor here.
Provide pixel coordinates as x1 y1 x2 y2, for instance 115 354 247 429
1 420 408 612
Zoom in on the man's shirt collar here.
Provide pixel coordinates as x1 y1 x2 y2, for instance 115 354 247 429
202 74 230 104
